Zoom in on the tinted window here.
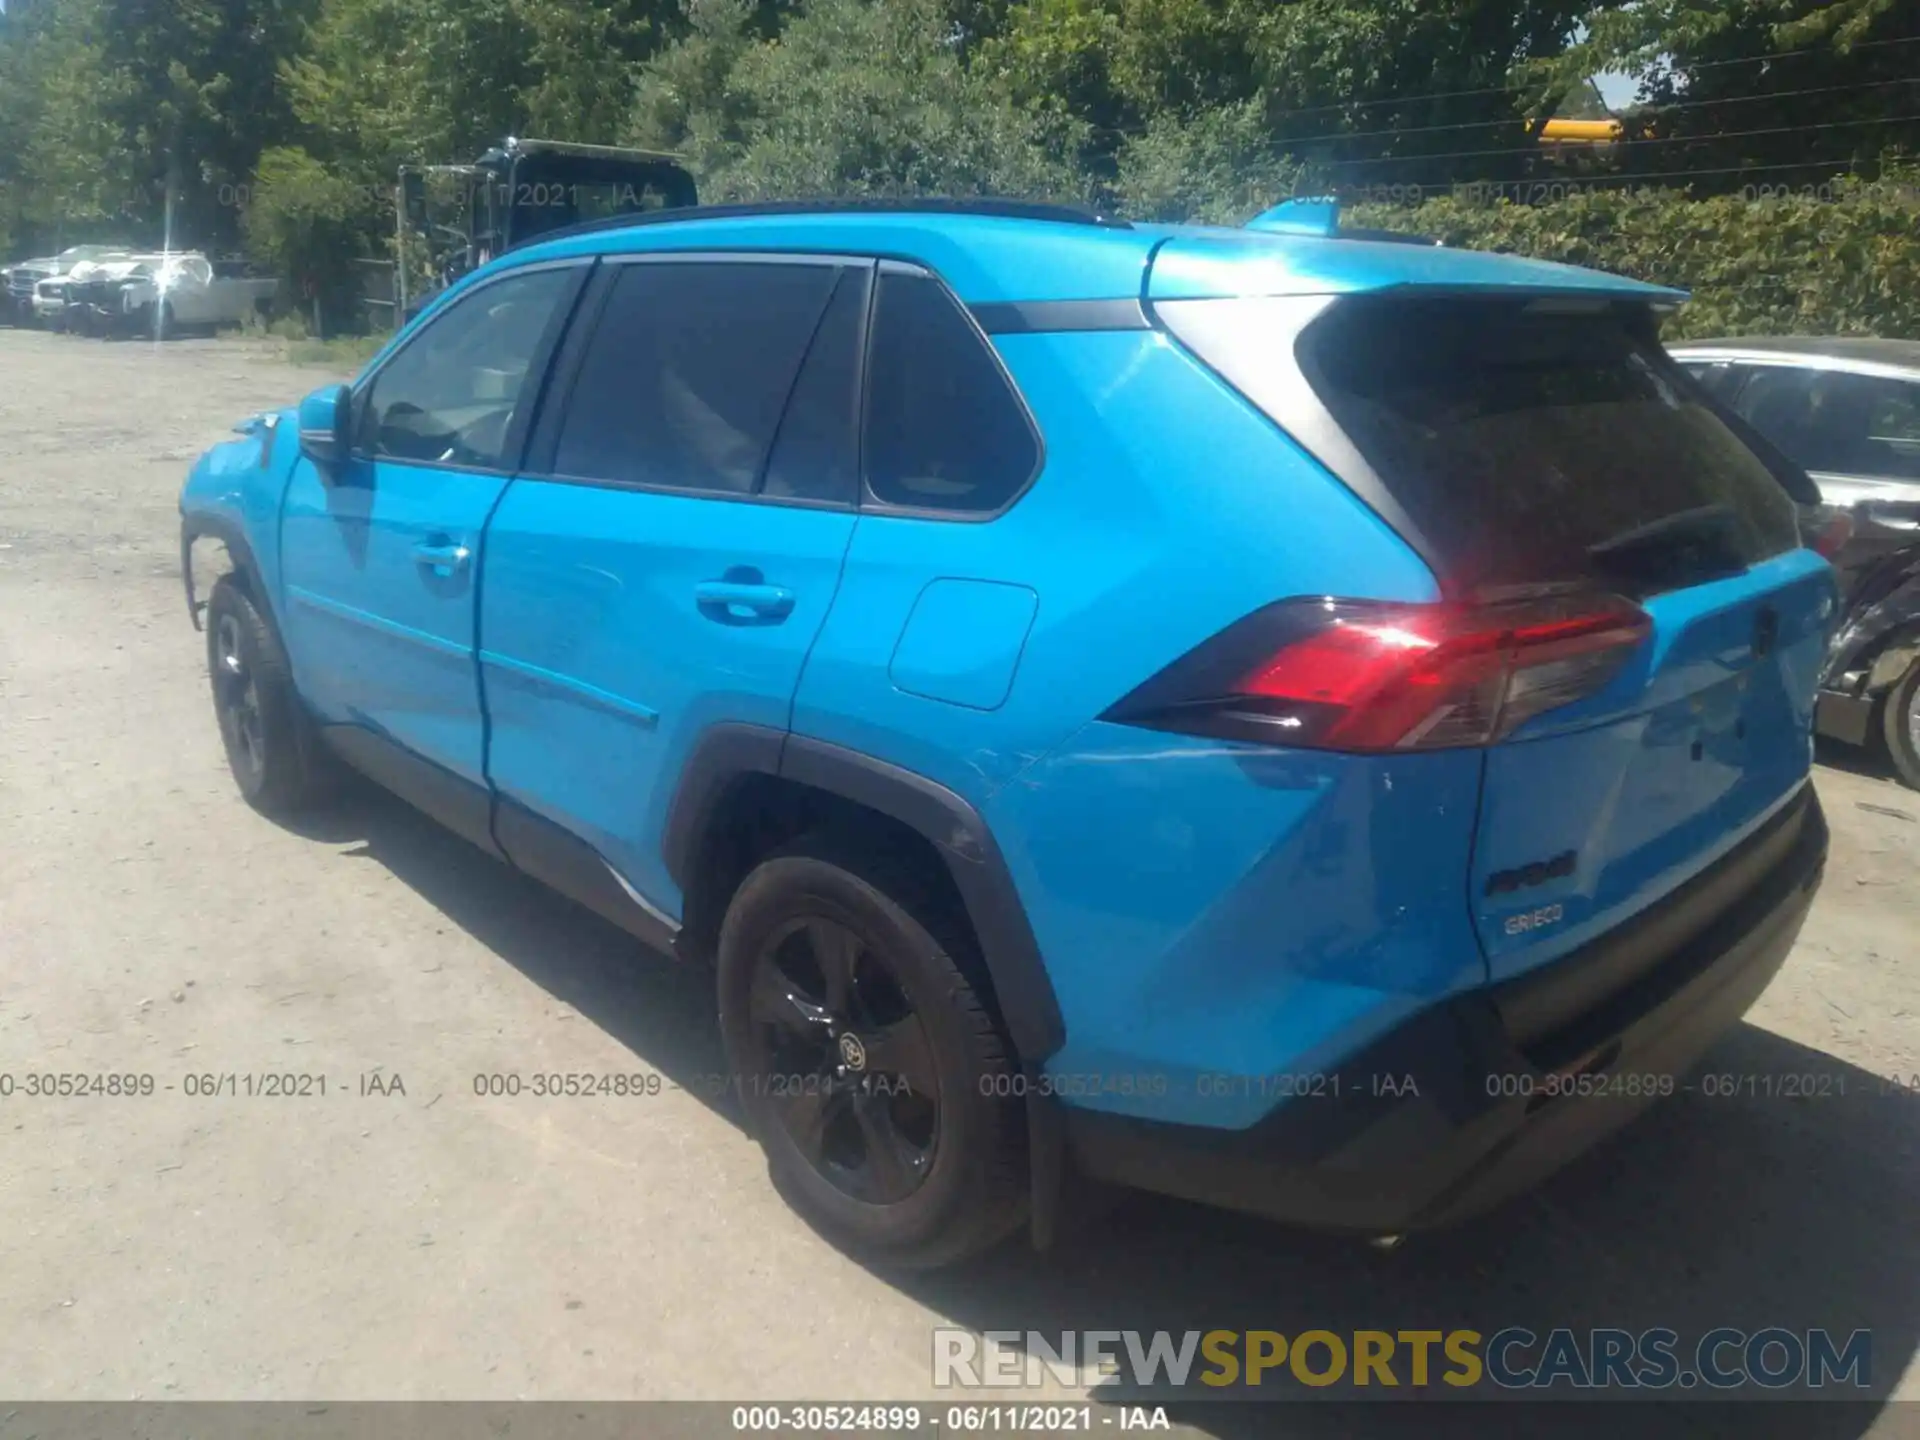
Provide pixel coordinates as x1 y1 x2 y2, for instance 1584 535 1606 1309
357 267 573 469
1863 378 1920 479
864 272 1038 513
1680 359 1745 402
553 262 839 494
762 267 867 505
1293 297 1800 595
1735 365 1920 480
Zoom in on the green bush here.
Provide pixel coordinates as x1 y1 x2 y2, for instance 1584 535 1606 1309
1346 168 1920 340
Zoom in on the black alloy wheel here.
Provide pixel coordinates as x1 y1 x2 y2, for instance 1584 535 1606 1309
744 913 942 1204
716 836 1029 1267
212 607 269 791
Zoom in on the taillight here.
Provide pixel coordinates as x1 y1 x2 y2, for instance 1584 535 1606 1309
1104 594 1651 752
1808 511 1853 561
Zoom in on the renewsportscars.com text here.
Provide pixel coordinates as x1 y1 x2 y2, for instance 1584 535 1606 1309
933 1327 1872 1392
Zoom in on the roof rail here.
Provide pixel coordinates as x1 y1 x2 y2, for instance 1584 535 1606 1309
506 195 1132 253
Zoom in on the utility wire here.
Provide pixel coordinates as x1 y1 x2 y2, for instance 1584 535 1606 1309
1257 31 1920 126
1297 74 1920 146
1321 110 1920 169
1330 157 1891 195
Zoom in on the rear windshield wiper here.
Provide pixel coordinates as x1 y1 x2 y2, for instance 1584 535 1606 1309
1586 503 1748 586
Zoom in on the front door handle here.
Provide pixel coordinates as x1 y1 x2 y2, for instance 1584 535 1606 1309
413 539 472 578
695 577 795 623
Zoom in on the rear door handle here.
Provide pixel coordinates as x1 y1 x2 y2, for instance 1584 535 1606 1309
695 579 795 622
413 539 472 577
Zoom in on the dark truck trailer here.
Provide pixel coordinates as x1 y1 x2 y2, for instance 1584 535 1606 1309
398 137 698 318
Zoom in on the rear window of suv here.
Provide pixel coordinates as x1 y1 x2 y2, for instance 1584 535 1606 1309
1166 295 1801 597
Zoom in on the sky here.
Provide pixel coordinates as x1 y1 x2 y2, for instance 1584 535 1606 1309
1595 70 1644 108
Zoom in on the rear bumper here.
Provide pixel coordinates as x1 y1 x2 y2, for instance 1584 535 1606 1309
1064 783 1827 1233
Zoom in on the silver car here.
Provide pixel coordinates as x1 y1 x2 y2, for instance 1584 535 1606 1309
1671 336 1920 787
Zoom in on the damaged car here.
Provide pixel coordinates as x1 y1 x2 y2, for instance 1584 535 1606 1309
1672 337 1920 788
6 244 132 326
115 252 278 336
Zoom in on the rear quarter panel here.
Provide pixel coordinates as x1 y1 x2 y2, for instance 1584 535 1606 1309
790 326 1441 806
793 326 1470 1124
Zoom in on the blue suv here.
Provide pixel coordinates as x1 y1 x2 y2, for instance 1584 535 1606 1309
180 197 1834 1267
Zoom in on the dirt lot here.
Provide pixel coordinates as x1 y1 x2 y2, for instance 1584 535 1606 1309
1 328 1917 1422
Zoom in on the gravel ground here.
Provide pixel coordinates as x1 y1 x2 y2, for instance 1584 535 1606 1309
0 328 1916 1426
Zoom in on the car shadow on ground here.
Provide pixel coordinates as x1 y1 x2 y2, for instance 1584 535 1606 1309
906 1021 1919 1435
284 779 1919 1438
277 774 745 1126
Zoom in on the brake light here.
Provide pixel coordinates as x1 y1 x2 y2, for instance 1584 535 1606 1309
1104 594 1651 752
1808 511 1853 561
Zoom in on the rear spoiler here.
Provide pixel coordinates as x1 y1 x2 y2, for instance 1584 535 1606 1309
1246 197 1441 247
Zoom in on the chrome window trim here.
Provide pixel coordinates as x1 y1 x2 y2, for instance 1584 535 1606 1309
1667 349 1920 387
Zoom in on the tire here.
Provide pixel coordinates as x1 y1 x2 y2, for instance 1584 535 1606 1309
717 834 1028 1269
205 574 334 815
1879 655 1920 791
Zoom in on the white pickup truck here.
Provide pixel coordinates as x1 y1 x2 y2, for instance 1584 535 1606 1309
114 253 279 334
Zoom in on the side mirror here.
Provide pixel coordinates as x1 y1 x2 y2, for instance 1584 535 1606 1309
297 384 352 469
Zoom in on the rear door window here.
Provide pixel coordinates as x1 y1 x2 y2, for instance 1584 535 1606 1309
1289 297 1800 596
761 266 869 506
863 271 1039 515
552 260 841 495
1733 367 1920 481
1863 379 1920 479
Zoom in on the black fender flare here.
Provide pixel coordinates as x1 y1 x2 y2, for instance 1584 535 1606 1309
180 511 271 636
662 725 1067 1066
663 725 1073 1248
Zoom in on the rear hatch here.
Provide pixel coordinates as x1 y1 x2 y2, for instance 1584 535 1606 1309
1152 271 1836 983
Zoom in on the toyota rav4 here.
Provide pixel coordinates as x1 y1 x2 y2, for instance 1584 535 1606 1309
179 197 1834 1267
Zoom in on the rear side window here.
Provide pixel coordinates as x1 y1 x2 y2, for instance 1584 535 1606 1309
1201 296 1801 596
864 272 1038 514
553 261 840 494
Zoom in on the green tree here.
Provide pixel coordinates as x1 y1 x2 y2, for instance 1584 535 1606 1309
1112 98 1301 221
1520 0 1917 192
634 0 1088 203
240 142 377 327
